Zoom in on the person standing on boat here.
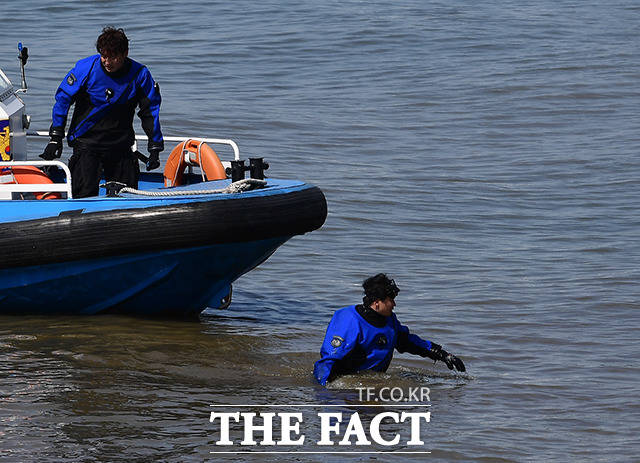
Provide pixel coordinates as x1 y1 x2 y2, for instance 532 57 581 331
313 273 466 386
41 26 163 198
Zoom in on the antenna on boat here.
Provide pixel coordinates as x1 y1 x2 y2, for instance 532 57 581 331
17 42 29 93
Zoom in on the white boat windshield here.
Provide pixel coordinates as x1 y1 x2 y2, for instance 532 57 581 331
0 69 14 99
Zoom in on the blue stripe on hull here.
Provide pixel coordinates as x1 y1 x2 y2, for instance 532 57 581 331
0 237 288 316
0 177 312 224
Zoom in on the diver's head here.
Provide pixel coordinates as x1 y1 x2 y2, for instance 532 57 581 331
363 273 399 317
96 27 129 73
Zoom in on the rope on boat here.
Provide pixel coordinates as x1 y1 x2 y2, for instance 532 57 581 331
106 178 267 197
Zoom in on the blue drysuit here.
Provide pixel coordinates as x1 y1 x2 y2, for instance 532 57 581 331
313 305 437 385
49 54 164 197
51 54 163 151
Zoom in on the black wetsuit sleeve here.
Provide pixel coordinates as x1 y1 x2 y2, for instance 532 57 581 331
394 318 435 358
136 67 163 152
397 330 431 356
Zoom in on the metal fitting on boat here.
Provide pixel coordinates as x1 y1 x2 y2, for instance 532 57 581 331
228 160 248 182
249 158 269 180
102 181 128 197
227 158 269 182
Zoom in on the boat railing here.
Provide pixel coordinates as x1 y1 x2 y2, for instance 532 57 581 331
0 160 73 199
25 131 241 161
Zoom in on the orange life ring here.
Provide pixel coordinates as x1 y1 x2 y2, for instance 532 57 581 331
0 165 61 200
163 139 226 187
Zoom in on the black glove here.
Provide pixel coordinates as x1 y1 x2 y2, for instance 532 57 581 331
442 352 465 372
146 149 160 171
40 137 63 160
428 343 466 372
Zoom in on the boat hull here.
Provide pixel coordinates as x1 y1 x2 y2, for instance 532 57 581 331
0 238 286 316
0 177 327 315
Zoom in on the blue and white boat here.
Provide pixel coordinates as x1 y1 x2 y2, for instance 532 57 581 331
0 48 326 316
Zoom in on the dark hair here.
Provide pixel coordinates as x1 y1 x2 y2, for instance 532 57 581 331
362 273 400 307
96 27 129 56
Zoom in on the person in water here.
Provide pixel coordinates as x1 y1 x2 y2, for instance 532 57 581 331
314 273 466 385
41 26 164 198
